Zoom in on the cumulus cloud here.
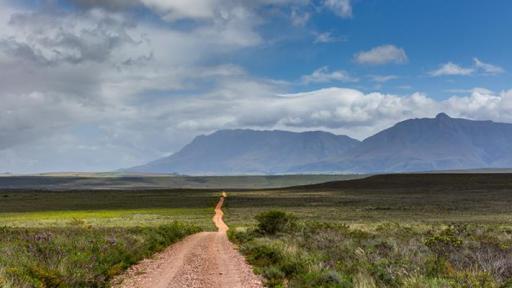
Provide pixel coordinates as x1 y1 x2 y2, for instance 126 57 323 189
0 9 139 66
67 0 234 21
324 0 352 18
354 45 408 65
430 59 505 77
473 58 505 75
302 67 358 83
430 62 474 77
0 0 269 172
142 86 512 145
67 0 311 22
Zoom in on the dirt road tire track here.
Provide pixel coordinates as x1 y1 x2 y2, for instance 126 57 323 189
113 193 263 288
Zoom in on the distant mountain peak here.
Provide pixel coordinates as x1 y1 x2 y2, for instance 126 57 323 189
127 129 360 175
435 112 451 120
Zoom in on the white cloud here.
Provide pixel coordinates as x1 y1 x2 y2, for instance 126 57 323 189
473 58 505 75
0 1 268 172
324 0 352 18
354 45 408 65
291 8 310 27
430 62 474 76
140 0 219 21
68 0 310 22
430 59 504 77
302 67 358 83
313 32 345 44
369 75 398 83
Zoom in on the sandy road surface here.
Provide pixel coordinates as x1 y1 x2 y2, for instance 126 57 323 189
114 192 263 288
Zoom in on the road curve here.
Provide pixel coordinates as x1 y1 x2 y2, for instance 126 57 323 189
113 193 263 288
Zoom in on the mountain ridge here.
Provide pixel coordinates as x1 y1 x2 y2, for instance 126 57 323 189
128 114 512 175
128 129 360 175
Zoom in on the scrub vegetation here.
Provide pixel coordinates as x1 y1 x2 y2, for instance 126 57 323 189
0 223 200 288
226 174 512 287
230 215 512 287
2 174 512 287
0 189 215 287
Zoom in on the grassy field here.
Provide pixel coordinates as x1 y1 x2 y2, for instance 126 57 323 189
0 189 218 229
1 173 512 287
224 174 512 226
225 174 512 287
0 174 364 190
0 189 219 287
0 223 200 288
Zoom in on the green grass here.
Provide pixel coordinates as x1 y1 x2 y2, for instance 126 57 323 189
230 221 512 287
225 174 512 287
0 189 218 287
0 208 214 229
2 173 512 287
224 174 512 226
0 223 200 288
0 189 219 230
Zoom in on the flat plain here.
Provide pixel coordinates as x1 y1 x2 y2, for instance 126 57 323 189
1 174 512 287
226 174 512 287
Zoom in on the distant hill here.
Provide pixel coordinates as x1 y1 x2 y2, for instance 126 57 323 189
0 174 365 190
293 173 512 191
128 130 360 175
292 113 512 173
128 114 512 175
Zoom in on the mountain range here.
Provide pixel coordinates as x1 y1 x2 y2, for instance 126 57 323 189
128 113 512 175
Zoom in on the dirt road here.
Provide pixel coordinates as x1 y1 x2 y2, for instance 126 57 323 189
114 192 263 288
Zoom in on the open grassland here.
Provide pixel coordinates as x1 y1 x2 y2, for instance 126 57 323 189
0 189 218 229
226 174 512 287
2 173 512 287
0 189 218 287
0 174 363 190
224 174 512 226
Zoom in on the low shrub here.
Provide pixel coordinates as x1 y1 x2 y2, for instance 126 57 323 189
255 210 297 235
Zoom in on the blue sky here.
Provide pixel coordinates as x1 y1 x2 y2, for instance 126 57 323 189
0 0 511 173
232 0 512 96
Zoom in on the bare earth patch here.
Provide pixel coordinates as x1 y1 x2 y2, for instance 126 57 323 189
113 193 263 288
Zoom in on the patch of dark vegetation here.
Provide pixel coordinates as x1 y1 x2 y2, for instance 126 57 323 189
230 211 512 288
0 189 218 213
297 173 512 192
225 173 512 225
0 222 200 287
255 210 297 235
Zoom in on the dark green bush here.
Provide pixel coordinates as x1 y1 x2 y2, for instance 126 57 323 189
296 270 352 288
243 241 284 267
262 266 286 287
255 210 296 235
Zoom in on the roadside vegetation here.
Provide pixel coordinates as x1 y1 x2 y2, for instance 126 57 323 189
0 189 215 287
226 174 512 287
0 189 217 230
2 174 512 287
230 211 512 287
0 222 200 287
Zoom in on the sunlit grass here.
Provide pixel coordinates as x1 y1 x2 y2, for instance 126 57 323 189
0 208 215 230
